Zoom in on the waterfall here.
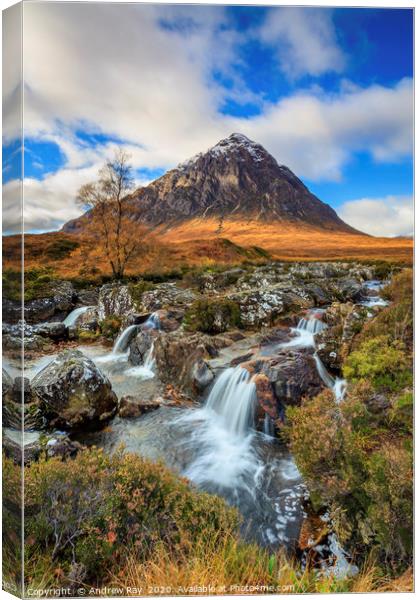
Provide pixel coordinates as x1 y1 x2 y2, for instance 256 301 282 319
125 341 156 379
263 414 275 437
144 342 156 371
63 306 93 327
333 379 347 403
112 325 138 355
314 354 347 403
297 313 327 335
206 366 256 435
142 312 161 330
314 354 335 388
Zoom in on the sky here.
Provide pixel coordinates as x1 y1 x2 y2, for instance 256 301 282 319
2 2 414 236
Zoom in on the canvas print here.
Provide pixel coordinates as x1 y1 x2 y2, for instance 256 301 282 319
2 1 414 597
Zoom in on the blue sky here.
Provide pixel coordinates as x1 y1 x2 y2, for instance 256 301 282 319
2 3 413 235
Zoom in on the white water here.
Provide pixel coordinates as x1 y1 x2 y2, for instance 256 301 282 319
96 315 159 378
63 306 93 327
206 366 257 435
323 534 359 579
279 312 326 350
125 341 156 379
286 312 347 404
279 327 314 350
314 354 347 403
359 280 389 308
112 324 139 355
297 313 327 335
143 312 161 330
264 413 275 437
173 366 259 489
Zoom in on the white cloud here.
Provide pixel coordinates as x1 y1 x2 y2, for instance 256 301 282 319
259 8 346 78
3 158 156 234
237 78 413 181
338 195 413 237
1 3 413 232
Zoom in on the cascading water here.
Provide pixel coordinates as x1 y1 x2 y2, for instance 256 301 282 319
359 280 389 308
125 341 156 379
63 306 93 327
143 312 161 330
297 313 327 335
314 354 346 403
205 366 257 435
112 324 138 355
280 310 326 349
263 413 275 437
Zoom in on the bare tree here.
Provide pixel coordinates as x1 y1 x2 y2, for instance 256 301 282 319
77 149 137 279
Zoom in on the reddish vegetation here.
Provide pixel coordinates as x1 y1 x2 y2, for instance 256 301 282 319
3 218 412 279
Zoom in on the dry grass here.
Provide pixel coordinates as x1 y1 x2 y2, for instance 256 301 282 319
3 218 412 281
106 538 413 596
159 218 413 262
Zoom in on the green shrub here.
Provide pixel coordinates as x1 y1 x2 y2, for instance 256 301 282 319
77 330 100 342
343 335 411 392
22 448 239 579
3 267 66 302
44 238 79 260
287 385 413 570
371 261 398 280
364 442 413 561
287 269 413 573
2 269 22 301
184 298 241 334
99 315 122 340
380 269 412 303
389 391 413 434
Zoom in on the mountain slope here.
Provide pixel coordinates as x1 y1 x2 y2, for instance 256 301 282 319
63 133 358 234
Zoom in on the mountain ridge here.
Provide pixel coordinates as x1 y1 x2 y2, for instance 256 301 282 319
63 133 359 235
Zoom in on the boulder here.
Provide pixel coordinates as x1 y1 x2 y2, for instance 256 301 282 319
43 434 84 460
31 350 117 432
118 395 162 418
316 302 369 370
315 325 342 371
77 288 100 306
33 322 68 341
244 351 323 412
3 281 76 324
3 333 52 354
237 263 289 290
154 332 215 396
193 268 245 293
26 281 76 323
77 306 99 331
97 284 136 323
2 429 83 464
128 330 154 366
253 373 278 426
191 358 214 391
229 288 285 328
265 351 323 407
330 277 363 302
140 283 197 312
155 308 184 332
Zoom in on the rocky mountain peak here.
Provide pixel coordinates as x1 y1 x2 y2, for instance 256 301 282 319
63 133 357 234
176 133 274 172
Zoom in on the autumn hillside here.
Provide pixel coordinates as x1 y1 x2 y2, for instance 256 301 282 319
2 221 413 284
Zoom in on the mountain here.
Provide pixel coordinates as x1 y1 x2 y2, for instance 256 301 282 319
63 133 357 235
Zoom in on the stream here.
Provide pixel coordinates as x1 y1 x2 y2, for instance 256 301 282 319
3 280 387 571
